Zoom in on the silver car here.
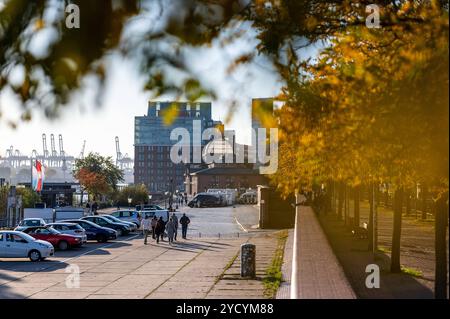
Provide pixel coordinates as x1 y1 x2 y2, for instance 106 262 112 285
110 210 141 227
0 231 54 262
47 222 88 244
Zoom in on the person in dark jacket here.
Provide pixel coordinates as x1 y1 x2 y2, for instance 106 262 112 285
179 213 190 239
92 201 98 215
154 217 166 243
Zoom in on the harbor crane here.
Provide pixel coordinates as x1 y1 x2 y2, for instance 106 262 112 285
79 140 86 159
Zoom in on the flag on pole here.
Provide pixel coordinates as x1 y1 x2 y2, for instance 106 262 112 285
32 160 45 192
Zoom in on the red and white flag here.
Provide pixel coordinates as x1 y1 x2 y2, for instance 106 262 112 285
32 160 45 192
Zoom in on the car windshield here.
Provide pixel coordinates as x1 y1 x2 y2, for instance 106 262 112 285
15 232 36 242
20 219 42 226
30 227 60 235
105 215 122 223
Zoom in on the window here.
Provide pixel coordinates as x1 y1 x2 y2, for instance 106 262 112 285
80 222 93 229
186 104 191 111
6 234 28 243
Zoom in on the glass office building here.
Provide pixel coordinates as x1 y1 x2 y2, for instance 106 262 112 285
134 101 219 192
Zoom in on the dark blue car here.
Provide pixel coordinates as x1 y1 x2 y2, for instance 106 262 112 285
60 219 117 243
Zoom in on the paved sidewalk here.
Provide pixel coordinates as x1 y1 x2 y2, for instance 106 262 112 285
292 206 356 299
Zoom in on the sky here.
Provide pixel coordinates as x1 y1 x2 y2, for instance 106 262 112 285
0 2 283 160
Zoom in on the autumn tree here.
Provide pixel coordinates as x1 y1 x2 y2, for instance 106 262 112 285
73 153 123 200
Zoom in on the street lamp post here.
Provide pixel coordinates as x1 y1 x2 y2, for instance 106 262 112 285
164 191 169 209
148 194 152 204
127 197 132 210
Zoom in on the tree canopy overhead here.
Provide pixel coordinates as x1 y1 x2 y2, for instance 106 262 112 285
1 0 448 192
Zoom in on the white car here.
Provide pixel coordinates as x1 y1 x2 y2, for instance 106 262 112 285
0 231 54 262
47 222 88 244
15 218 47 231
110 210 141 227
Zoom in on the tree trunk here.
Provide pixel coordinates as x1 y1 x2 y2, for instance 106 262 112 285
384 186 389 207
354 185 360 227
434 192 448 299
405 189 411 216
368 183 374 251
338 181 344 220
391 187 403 273
422 184 428 220
344 185 348 226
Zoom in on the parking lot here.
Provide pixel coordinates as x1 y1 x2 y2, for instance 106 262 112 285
0 205 261 299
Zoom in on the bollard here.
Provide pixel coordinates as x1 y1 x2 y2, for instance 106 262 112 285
240 243 256 278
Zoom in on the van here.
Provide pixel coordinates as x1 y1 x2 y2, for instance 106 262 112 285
188 193 222 208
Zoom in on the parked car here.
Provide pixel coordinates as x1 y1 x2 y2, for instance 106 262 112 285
239 192 257 204
22 226 82 250
15 218 46 231
0 231 54 261
140 210 170 223
47 222 88 244
110 210 141 227
188 193 222 208
81 216 130 236
136 204 165 211
101 215 137 232
60 219 117 243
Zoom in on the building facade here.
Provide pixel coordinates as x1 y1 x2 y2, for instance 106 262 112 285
187 163 267 195
134 101 219 193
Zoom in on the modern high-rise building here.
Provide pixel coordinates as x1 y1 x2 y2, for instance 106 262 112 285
134 101 219 193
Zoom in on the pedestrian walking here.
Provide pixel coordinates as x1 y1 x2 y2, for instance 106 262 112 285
92 201 98 215
155 217 165 243
179 213 190 239
142 215 151 245
166 217 176 244
172 213 179 240
150 216 157 239
85 202 91 215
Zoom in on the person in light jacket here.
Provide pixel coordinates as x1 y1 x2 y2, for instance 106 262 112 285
166 217 176 245
142 215 151 245
171 213 179 241
150 216 157 239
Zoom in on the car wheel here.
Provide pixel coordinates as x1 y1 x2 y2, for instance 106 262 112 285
58 240 69 251
29 250 41 262
97 234 107 243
